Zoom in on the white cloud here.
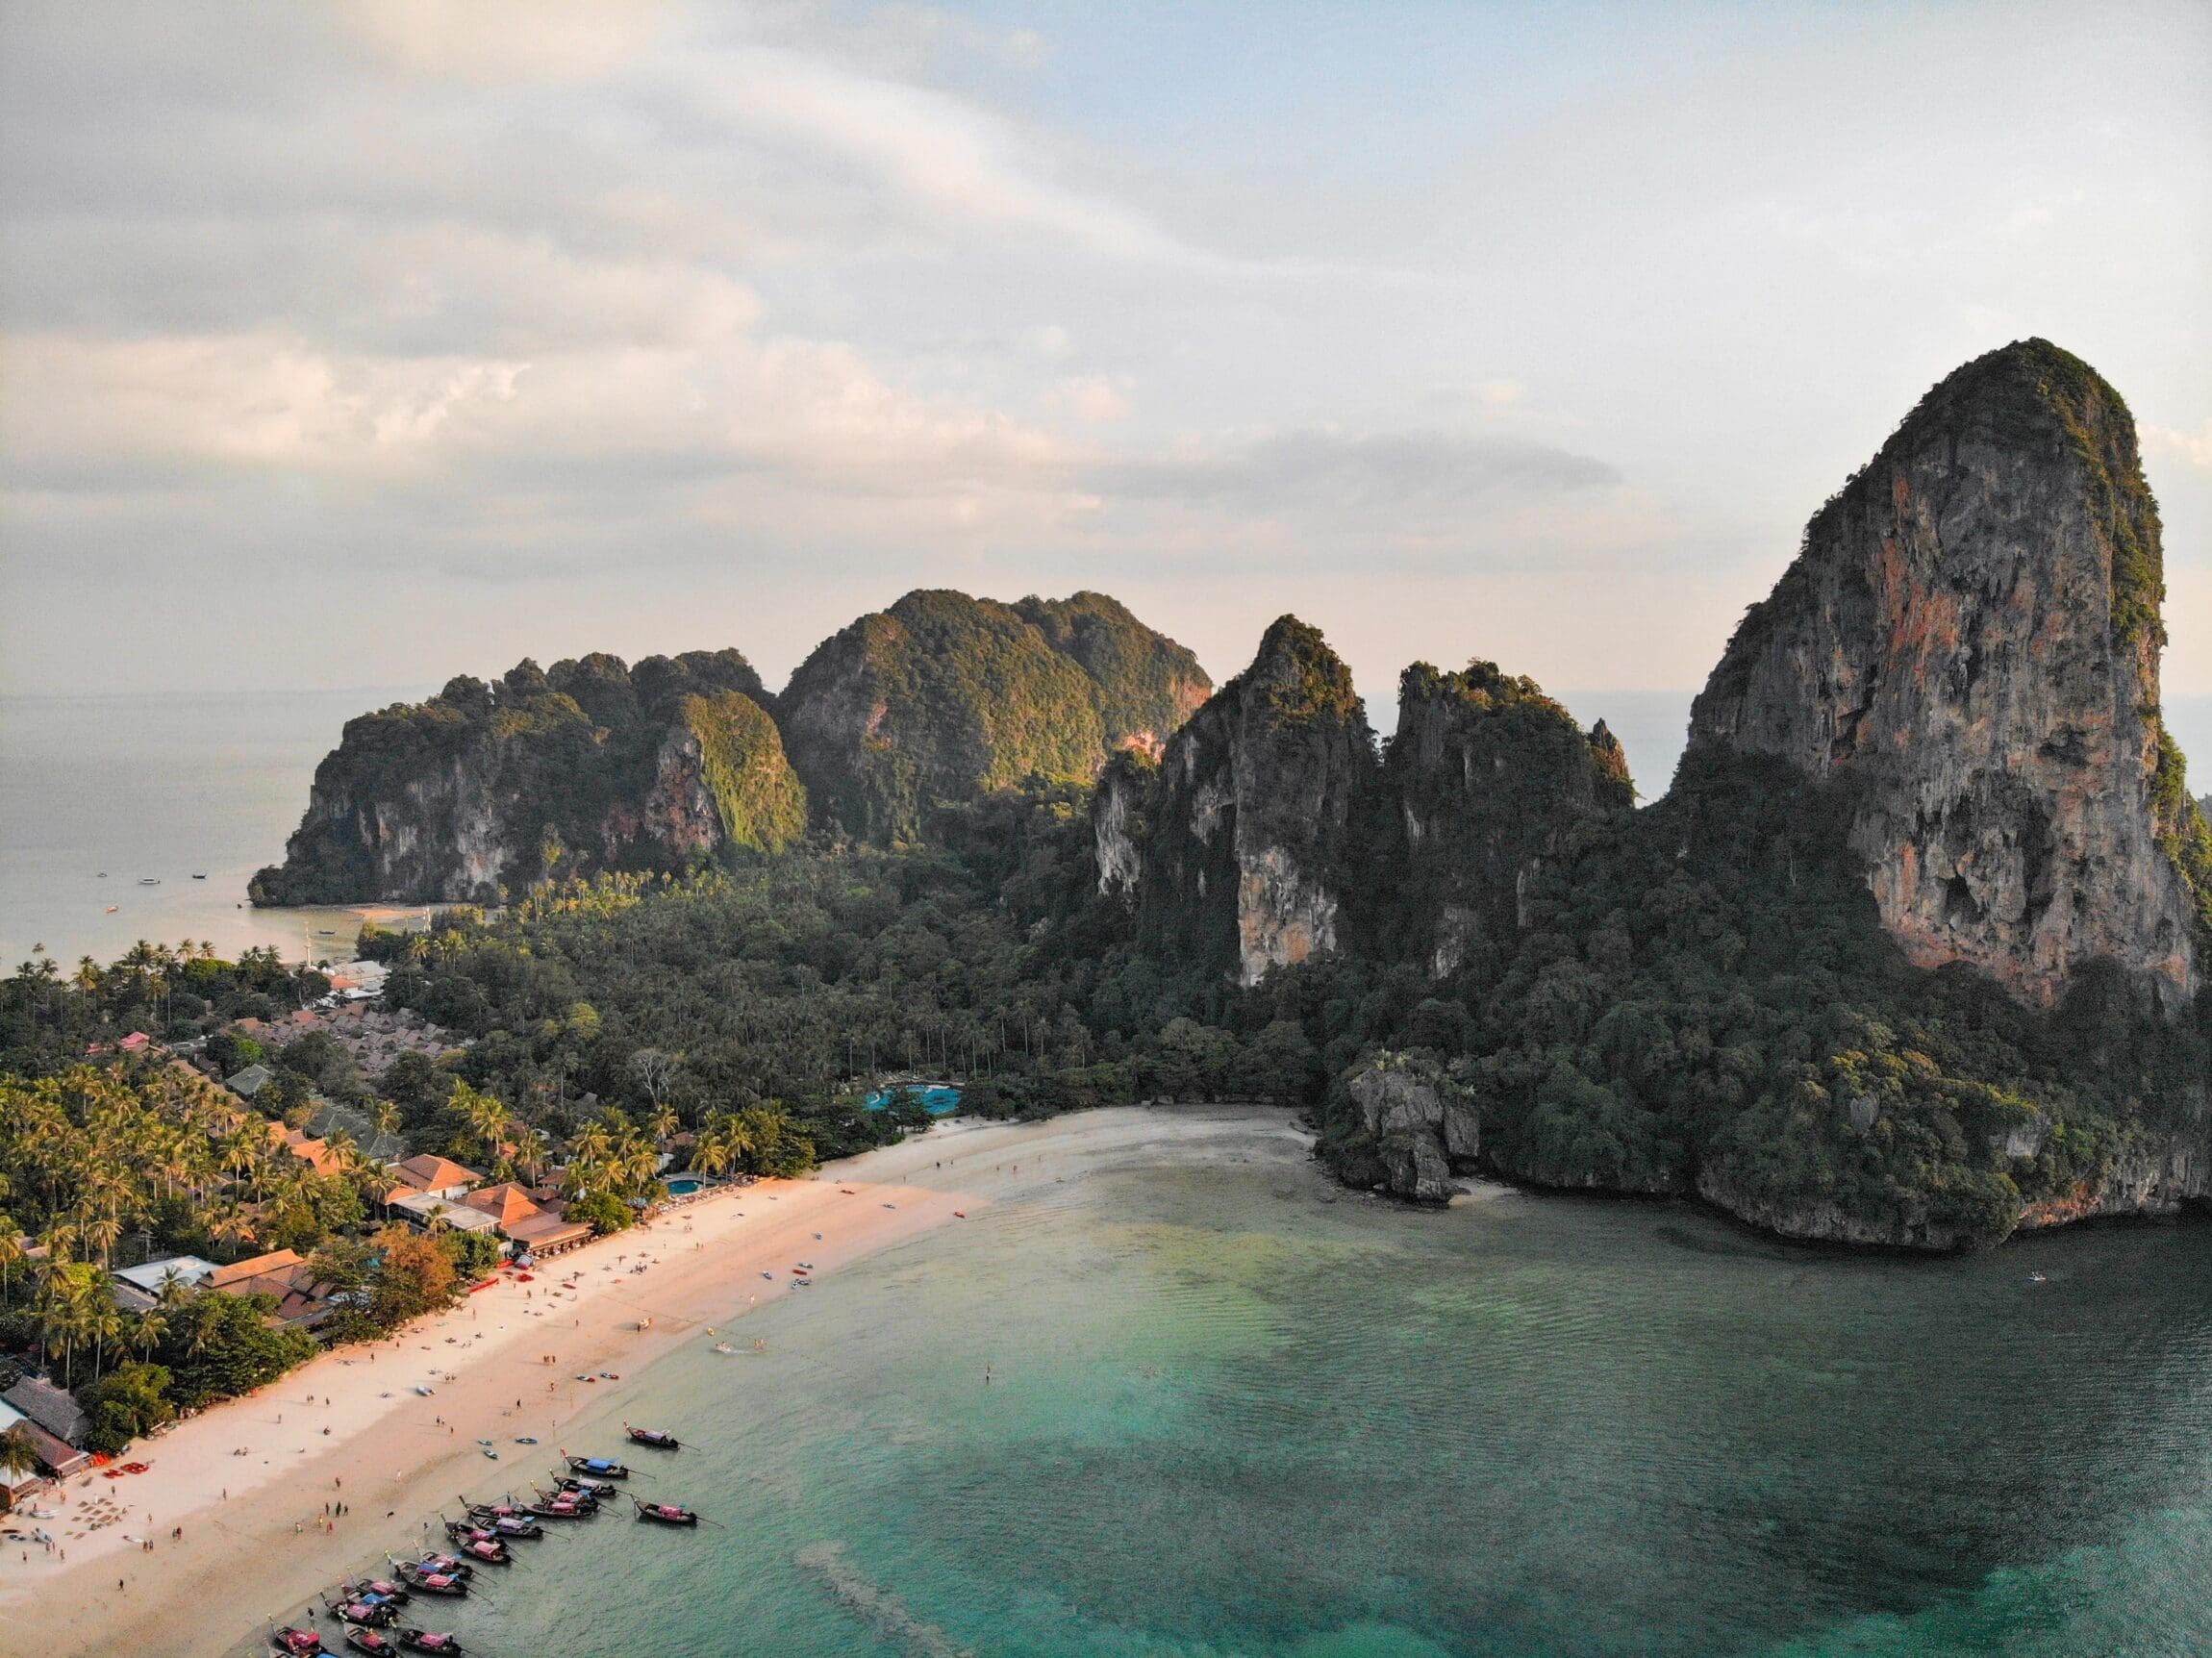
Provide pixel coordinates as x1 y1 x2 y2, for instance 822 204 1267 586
2145 419 2212 470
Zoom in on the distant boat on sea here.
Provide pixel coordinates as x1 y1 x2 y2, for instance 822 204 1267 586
138 877 160 886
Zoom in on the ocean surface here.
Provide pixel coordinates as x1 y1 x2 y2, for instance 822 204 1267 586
331 1141 2212 1658
5 689 2211 969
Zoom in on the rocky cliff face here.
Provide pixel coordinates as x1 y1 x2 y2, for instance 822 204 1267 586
781 590 1210 843
252 650 802 905
1377 662 1634 976
1688 339 2210 1012
1118 616 1375 987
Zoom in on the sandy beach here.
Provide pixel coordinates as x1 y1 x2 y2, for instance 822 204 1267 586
3 1104 1311 1658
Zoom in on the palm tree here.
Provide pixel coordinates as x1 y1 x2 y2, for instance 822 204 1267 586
0 1423 40 1487
0 1220 23 1305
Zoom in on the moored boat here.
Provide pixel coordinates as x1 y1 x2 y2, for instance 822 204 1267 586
633 1496 700 1526
272 1627 326 1655
326 1598 398 1628
624 1423 680 1450
398 1632 466 1654
562 1453 629 1478
393 1561 469 1596
554 1472 617 1498
344 1579 412 1605
344 1629 399 1657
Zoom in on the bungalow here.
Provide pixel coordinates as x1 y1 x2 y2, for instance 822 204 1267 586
207 1249 341 1330
3 1375 88 1451
503 1210 593 1258
0 1399 88 1490
387 1155 483 1202
388 1192 502 1236
112 1254 219 1312
225 1063 274 1099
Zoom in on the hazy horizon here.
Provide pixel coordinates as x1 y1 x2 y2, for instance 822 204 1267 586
4 1 2208 708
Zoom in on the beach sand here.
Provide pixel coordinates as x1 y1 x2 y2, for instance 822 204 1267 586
3 1104 1311 1658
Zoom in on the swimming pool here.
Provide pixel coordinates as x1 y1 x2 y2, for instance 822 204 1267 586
864 1084 963 1116
664 1177 704 1195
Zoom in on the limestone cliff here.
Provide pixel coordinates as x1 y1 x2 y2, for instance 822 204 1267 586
781 590 1210 843
252 650 802 905
1326 1051 1481 1203
1375 662 1634 977
1688 339 2210 1011
1122 616 1375 987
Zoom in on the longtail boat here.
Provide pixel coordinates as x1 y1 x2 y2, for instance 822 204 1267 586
344 1630 399 1658
392 1561 468 1597
554 1473 617 1498
272 1627 326 1655
624 1423 680 1450
399 1632 466 1654
325 1598 398 1629
562 1453 630 1478
632 1496 700 1526
451 1534 510 1565
415 1552 476 1577
523 1486 594 1520
346 1578 413 1605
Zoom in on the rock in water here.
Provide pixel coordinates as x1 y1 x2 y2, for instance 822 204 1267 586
1331 1051 1480 1203
1687 338 2211 1010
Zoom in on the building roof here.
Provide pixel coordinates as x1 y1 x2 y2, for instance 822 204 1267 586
460 1183 541 1229
207 1248 305 1291
505 1214 593 1250
389 1192 501 1232
226 1064 273 1096
9 1417 88 1478
2 1376 89 1446
390 1154 482 1193
113 1255 218 1294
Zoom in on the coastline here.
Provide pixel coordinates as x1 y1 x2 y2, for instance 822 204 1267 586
4 1104 1312 1658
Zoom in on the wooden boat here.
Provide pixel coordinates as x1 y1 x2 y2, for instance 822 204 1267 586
625 1424 680 1450
633 1496 699 1526
522 1487 593 1520
450 1535 509 1565
554 1473 616 1497
343 1631 399 1658
271 1627 326 1655
448 1516 539 1544
345 1578 412 1605
399 1632 466 1654
325 1597 398 1628
563 1453 629 1478
392 1561 468 1596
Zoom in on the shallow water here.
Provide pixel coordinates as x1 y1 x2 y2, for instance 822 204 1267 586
384 1143 2212 1657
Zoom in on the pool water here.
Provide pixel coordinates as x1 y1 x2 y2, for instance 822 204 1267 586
664 1177 703 1195
864 1084 963 1115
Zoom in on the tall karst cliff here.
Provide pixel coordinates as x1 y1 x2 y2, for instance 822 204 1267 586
1104 616 1374 988
1688 339 2212 1011
780 589 1211 843
251 650 805 905
1095 622 1632 991
1373 662 1635 978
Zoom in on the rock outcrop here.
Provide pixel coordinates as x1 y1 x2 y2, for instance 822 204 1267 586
781 590 1209 842
1687 339 2210 1012
1328 1051 1480 1202
1375 662 1635 976
252 650 803 905
1119 616 1375 987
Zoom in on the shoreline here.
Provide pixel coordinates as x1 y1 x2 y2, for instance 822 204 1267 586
3 1104 1312 1658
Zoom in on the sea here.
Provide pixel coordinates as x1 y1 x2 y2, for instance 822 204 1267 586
6 689 2210 969
317 1139 2212 1658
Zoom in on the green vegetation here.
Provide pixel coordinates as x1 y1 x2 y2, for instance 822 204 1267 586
683 690 809 854
780 589 1211 843
251 647 792 904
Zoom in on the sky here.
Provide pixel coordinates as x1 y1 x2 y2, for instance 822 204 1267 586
3 0 2208 718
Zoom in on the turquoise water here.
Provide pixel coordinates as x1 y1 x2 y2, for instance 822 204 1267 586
866 1085 965 1116
665 1178 705 1196
363 1129 2212 1657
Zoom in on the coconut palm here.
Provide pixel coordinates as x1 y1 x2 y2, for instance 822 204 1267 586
0 1423 40 1486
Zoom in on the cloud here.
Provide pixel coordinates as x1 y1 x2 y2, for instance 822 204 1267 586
2145 419 2212 470
1096 429 1621 516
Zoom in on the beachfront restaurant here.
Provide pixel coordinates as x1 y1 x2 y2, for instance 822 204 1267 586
0 1379 93 1482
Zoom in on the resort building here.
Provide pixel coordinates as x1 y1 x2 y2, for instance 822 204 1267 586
111 1254 220 1312
206 1249 344 1330
1 1376 92 1478
387 1191 503 1237
387 1154 484 1201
